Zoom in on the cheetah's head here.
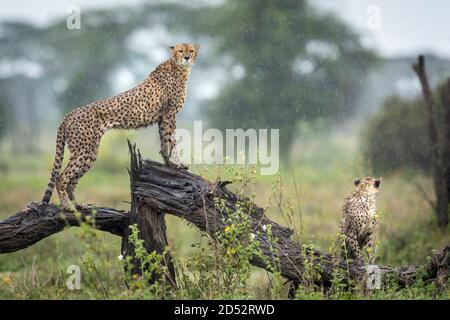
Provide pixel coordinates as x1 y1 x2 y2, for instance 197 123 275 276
169 43 200 68
354 177 382 195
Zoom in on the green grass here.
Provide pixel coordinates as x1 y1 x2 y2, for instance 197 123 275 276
0 129 449 299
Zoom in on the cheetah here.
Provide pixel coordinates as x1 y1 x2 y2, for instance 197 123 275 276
340 177 382 261
41 43 200 211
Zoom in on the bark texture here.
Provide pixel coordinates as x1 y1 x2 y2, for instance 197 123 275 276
120 142 176 287
0 202 127 254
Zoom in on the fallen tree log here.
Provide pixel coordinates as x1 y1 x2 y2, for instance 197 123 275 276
129 152 449 289
0 144 448 292
0 203 127 254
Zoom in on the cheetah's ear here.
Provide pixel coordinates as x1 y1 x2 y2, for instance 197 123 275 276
354 178 361 186
374 178 382 188
169 46 175 50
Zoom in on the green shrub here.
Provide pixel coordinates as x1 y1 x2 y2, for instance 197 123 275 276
363 96 432 174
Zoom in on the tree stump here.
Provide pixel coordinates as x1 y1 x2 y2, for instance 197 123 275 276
120 142 176 288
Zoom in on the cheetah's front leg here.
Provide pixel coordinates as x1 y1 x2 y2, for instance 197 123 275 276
345 232 363 261
366 219 379 263
364 233 377 264
158 116 188 170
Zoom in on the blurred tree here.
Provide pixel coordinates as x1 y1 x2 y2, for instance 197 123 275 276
412 56 450 227
364 74 450 227
0 1 376 155
0 77 41 153
0 23 45 150
363 96 432 174
49 11 143 112
365 80 450 176
186 0 377 152
0 10 153 146
0 5 190 118
0 92 7 141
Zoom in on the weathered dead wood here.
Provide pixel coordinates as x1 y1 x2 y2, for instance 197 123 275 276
120 142 176 288
0 202 128 254
131 153 449 288
0 146 449 290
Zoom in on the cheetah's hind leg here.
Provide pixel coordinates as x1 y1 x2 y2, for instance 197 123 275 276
67 176 95 211
58 142 99 211
56 183 77 212
166 144 189 170
56 164 77 212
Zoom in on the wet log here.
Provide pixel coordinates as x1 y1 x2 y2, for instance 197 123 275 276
129 148 449 289
0 202 127 254
120 142 176 288
0 143 448 290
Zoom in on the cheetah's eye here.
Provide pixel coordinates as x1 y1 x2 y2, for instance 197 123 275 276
178 50 183 53
374 179 381 188
189 50 194 53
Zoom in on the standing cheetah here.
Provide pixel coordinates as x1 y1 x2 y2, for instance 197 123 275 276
42 43 199 211
340 177 382 261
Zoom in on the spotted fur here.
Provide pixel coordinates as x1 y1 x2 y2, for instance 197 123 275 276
340 177 382 261
42 43 199 210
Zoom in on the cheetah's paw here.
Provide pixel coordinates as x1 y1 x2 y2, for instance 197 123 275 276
167 161 189 170
75 203 95 211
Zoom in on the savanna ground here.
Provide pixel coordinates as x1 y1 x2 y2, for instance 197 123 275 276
0 123 449 300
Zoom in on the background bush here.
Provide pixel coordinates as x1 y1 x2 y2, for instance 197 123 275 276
363 95 432 175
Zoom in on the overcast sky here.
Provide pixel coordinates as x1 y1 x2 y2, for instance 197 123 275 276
317 0 450 58
0 0 449 58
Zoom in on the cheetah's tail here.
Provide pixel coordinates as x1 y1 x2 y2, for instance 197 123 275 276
42 121 66 204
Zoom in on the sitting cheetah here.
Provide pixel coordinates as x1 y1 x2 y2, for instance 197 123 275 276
42 43 200 211
340 177 382 261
